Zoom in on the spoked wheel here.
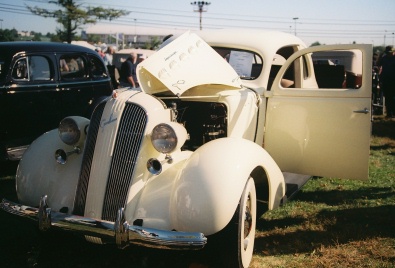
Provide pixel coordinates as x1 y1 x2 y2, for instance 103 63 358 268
217 177 257 268
238 177 257 267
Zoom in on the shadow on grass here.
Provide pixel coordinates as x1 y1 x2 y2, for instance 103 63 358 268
255 204 395 256
255 183 395 256
370 144 395 151
371 118 395 141
293 187 394 206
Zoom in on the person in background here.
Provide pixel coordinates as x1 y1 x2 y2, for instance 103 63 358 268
376 45 393 67
60 58 69 72
119 53 138 88
104 46 119 88
95 47 105 60
104 46 115 66
378 47 395 118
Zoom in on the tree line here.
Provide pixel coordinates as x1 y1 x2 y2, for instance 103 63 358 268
0 28 63 42
1 0 128 43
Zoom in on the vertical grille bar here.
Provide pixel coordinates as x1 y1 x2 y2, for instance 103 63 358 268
73 101 106 216
101 104 147 222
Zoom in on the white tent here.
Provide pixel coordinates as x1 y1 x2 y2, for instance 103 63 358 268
71 41 96 50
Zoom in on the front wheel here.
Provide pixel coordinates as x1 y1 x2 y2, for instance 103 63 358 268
219 177 257 268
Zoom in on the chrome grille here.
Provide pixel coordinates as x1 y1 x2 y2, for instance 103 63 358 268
101 103 147 222
73 101 106 216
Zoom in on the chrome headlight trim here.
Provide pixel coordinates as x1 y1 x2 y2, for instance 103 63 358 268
151 123 178 154
150 122 187 154
58 117 81 146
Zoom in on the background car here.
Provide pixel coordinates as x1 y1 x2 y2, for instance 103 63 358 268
0 42 113 161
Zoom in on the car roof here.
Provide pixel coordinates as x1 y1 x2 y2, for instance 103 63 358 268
0 41 97 56
197 28 307 54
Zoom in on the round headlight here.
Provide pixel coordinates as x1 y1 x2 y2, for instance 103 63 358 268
58 117 81 145
151 123 178 154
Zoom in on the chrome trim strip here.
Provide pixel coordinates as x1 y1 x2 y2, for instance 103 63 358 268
6 145 29 160
0 198 206 250
353 107 370 114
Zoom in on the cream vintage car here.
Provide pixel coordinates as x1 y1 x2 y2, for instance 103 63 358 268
0 30 372 268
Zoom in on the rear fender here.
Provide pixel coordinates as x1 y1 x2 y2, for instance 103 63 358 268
171 137 285 235
16 117 89 212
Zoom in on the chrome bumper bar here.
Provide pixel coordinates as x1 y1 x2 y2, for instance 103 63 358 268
0 196 207 250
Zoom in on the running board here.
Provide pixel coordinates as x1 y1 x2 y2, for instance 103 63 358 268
283 172 311 200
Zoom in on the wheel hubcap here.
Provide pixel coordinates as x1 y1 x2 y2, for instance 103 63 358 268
243 195 253 249
244 206 252 238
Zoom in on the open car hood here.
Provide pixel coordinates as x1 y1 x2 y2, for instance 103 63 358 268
137 31 242 96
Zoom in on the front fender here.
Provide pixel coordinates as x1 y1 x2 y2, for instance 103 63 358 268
171 137 285 235
16 117 89 212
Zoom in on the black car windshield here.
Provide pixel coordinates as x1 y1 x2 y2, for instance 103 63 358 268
212 47 263 80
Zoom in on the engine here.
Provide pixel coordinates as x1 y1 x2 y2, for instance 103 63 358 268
162 99 228 151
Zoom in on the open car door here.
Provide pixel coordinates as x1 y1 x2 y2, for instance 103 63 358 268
264 44 372 180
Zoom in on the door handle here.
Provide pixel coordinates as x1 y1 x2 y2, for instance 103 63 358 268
353 108 369 114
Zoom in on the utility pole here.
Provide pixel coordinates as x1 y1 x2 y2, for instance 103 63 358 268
293 17 299 36
191 1 210 30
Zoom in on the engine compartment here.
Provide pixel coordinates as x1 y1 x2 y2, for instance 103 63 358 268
162 99 228 151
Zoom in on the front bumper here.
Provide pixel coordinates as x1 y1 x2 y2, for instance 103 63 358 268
0 196 207 250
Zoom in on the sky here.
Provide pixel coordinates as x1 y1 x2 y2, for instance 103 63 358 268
1 0 395 47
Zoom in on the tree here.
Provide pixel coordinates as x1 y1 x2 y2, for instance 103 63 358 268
0 29 19 42
143 36 162 50
26 0 129 43
88 34 101 44
310 41 322 47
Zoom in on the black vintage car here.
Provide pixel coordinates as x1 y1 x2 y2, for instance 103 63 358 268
0 42 113 161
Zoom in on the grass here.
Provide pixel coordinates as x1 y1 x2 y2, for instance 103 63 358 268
251 116 395 267
0 117 394 267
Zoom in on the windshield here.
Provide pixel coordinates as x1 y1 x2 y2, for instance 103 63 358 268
212 47 263 80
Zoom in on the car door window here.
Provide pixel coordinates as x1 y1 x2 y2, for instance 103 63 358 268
12 56 51 81
29 56 51 81
279 49 364 90
311 50 363 89
88 55 108 78
12 58 28 80
60 55 87 80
